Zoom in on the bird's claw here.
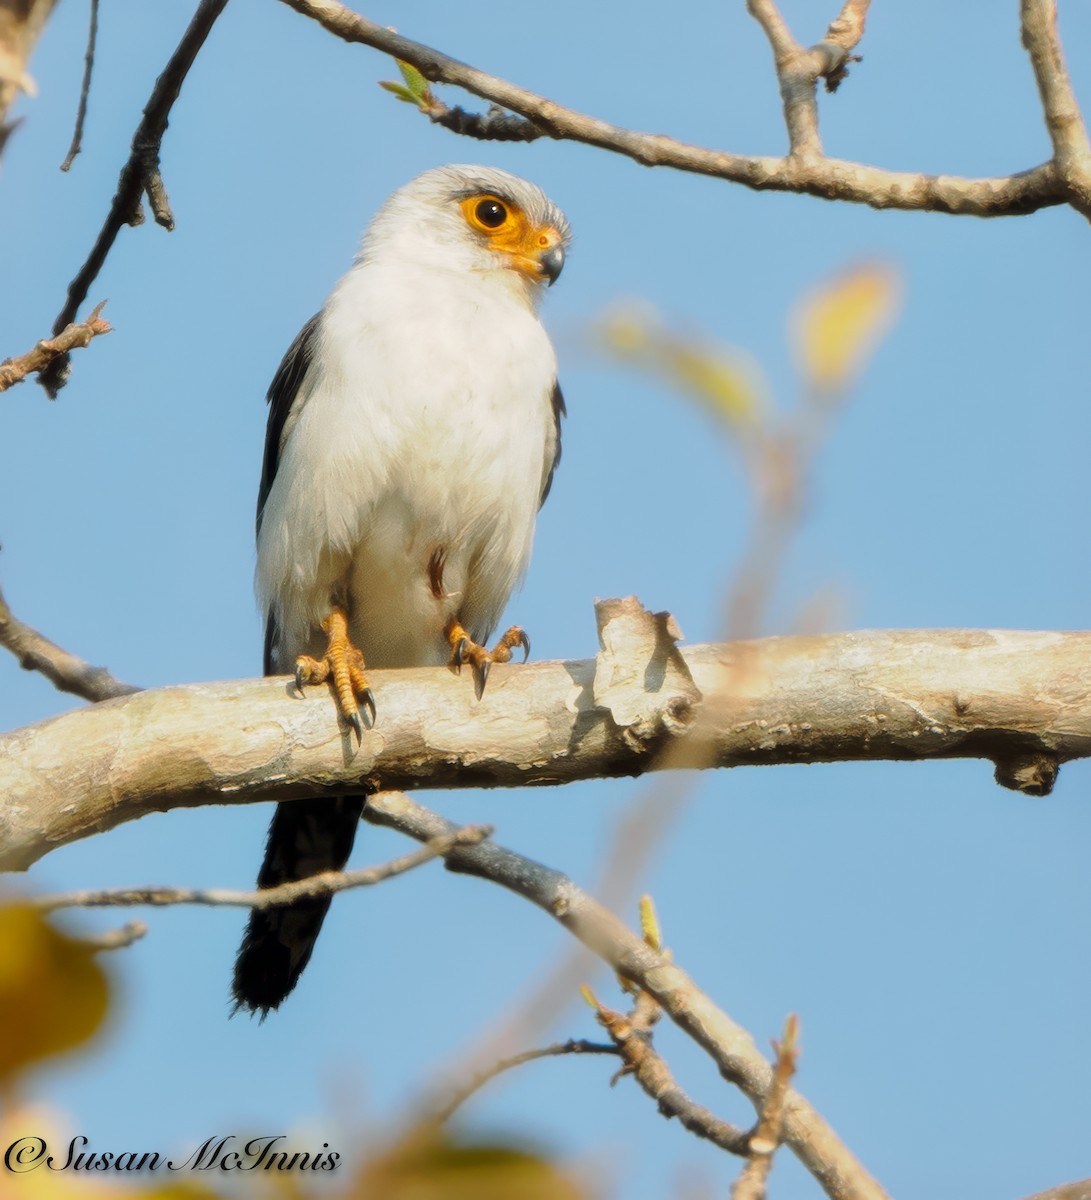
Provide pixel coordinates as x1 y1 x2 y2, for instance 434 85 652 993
446 621 531 698
293 606 375 738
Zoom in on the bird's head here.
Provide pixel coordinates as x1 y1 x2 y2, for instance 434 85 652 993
362 165 571 303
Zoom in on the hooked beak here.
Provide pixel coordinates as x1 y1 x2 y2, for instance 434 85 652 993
539 242 565 286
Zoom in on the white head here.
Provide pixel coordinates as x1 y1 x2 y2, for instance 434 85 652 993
358 165 571 305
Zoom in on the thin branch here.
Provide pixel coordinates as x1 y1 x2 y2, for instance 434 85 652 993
586 986 752 1157
3 604 1090 871
814 0 871 92
365 791 889 1200
0 301 111 393
732 1014 799 1200
77 920 148 951
433 1039 621 1123
1020 0 1091 216
278 0 1064 219
0 574 138 702
41 0 229 396
32 825 491 912
60 0 98 171
426 102 543 143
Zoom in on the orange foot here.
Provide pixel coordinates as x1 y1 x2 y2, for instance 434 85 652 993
294 606 375 740
446 620 530 699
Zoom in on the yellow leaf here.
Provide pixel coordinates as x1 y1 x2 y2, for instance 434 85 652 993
793 261 901 394
0 904 110 1084
596 302 766 434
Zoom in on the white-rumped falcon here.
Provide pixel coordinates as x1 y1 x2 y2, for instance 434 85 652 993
232 165 571 1016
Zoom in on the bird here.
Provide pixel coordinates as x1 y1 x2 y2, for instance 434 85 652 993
231 164 571 1017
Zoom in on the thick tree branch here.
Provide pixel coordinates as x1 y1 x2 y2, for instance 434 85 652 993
0 302 111 393
365 790 889 1200
2 598 1089 871
278 0 1066 218
0 576 138 700
41 0 229 396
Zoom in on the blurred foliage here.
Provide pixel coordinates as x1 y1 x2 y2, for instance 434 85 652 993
0 901 587 1199
595 261 902 440
792 261 901 396
347 1127 588 1200
595 302 766 436
0 903 109 1086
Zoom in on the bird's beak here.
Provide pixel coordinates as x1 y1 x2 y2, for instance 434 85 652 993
499 224 567 286
539 242 565 286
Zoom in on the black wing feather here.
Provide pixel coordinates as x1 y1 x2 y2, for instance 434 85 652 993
539 381 566 507
257 312 322 538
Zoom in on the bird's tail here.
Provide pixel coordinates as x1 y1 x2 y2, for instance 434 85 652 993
232 796 365 1017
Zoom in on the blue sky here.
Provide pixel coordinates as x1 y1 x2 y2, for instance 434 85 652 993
2 2 1090 1197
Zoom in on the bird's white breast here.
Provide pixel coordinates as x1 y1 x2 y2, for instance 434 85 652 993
256 261 558 670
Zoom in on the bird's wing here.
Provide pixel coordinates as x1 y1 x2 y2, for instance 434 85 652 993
539 381 566 507
257 312 322 538
257 313 321 674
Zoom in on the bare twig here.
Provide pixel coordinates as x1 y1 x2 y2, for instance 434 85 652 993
60 0 98 171
1020 0 1091 216
426 102 543 142
278 0 1064 219
433 1039 621 1123
33 825 492 912
77 920 148 951
0 574 137 701
0 302 111 393
366 791 889 1200
41 0 229 396
732 1014 800 1200
816 0 870 91
3 609 1089 872
586 985 752 1157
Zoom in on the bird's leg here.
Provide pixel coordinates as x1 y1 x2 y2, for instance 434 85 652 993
446 619 531 698
294 606 376 740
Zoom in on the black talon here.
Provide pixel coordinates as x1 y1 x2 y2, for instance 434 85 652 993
362 688 377 727
454 636 469 671
348 707 364 743
518 631 531 661
293 665 307 699
475 658 490 699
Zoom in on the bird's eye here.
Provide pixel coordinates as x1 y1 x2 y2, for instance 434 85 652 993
474 198 507 228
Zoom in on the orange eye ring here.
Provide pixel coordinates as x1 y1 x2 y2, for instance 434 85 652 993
462 193 516 235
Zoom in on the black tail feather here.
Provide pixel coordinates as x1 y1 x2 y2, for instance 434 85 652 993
232 795 365 1017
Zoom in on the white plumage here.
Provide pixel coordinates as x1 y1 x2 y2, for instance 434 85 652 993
256 164 566 670
233 165 570 1016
